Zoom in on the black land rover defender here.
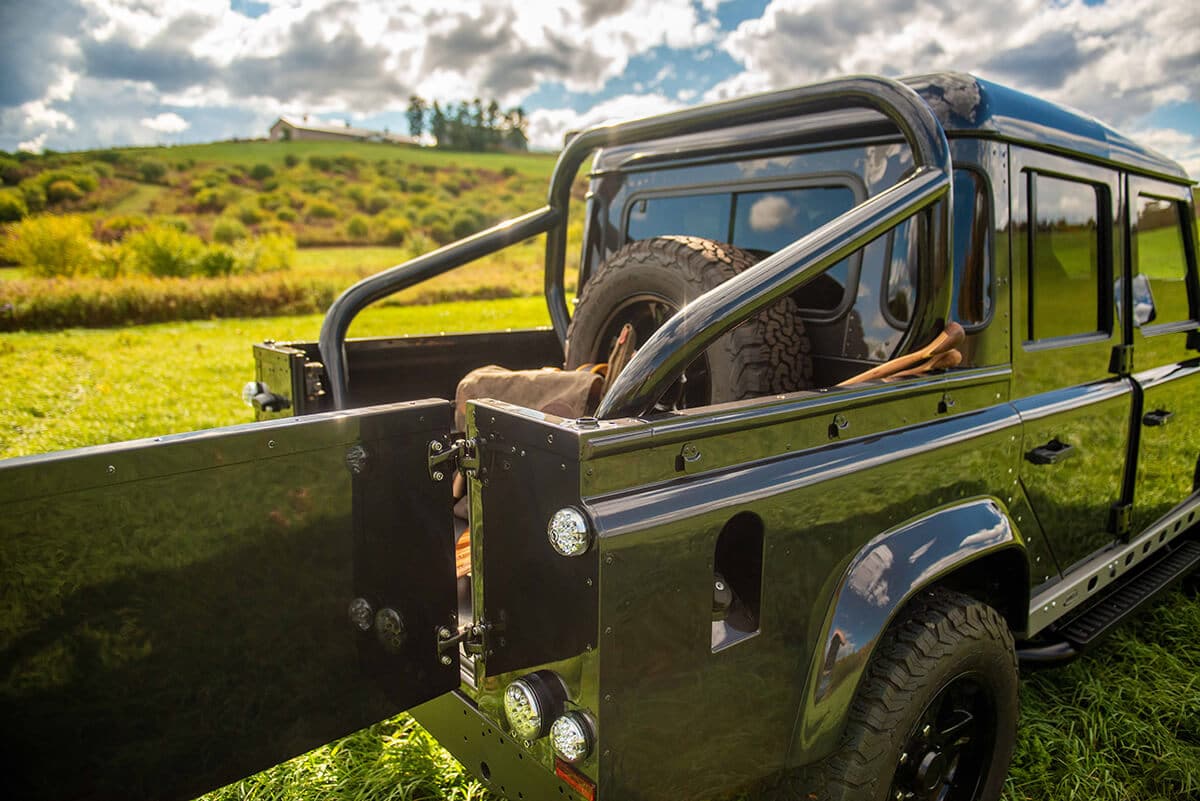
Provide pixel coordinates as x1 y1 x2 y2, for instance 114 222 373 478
3 73 1199 801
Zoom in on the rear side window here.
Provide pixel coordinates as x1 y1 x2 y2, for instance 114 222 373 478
625 184 857 314
1133 195 1192 327
1028 174 1106 341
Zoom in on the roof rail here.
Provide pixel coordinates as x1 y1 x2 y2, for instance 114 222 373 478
319 75 952 410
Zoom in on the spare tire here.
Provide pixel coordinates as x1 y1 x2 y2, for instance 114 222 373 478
566 236 812 410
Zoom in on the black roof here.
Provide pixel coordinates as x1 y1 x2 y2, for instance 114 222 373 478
593 72 1189 182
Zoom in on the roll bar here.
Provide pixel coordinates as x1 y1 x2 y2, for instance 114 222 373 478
319 75 952 410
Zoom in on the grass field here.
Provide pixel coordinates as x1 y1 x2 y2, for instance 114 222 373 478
2 299 1198 800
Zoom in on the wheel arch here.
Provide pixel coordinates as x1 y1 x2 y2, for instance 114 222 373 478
788 498 1030 765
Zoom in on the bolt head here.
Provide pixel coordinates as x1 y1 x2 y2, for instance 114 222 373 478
348 598 374 631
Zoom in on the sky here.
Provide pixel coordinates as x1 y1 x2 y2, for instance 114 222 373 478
1 0 1198 174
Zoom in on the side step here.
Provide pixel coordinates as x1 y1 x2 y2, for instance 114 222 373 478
1055 538 1200 648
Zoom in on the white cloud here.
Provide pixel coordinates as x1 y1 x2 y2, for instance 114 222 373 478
140 111 189 133
18 133 48 153
527 93 686 150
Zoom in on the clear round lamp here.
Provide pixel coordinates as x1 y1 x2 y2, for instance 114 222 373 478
547 507 591 557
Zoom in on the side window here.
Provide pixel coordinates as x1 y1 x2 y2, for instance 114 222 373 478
1028 174 1106 341
730 186 857 313
884 169 991 328
1133 195 1193 327
627 193 730 243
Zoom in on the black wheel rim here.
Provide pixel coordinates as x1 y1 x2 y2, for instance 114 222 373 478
592 293 711 411
889 672 997 801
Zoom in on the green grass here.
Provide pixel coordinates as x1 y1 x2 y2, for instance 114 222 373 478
3 300 1199 801
0 297 549 458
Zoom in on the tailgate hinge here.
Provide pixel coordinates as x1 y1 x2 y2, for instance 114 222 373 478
428 435 479 482
436 621 494 663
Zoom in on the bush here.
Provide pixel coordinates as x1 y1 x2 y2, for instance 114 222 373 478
380 217 410 245
198 245 238 277
194 188 226 213
365 193 390 214
346 215 369 240
34 167 99 194
428 220 453 245
249 163 274 180
20 181 46 213
94 214 149 243
138 160 168 183
305 199 339 220
284 154 299 168
308 155 332 171
236 233 294 274
2 214 98 277
234 204 265 226
276 207 297 222
124 225 206 277
212 217 249 244
46 179 85 203
0 156 30 185
0 189 27 222
418 208 447 227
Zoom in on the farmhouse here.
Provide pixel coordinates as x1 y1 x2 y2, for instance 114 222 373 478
268 116 415 144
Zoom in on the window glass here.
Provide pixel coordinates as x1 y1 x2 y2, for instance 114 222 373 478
1134 195 1192 326
626 193 730 243
885 170 991 327
731 186 856 312
1030 174 1103 340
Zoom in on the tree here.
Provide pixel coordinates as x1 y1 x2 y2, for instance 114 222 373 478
429 101 447 147
406 95 427 139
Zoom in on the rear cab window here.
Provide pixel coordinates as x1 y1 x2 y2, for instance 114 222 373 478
1131 193 1197 331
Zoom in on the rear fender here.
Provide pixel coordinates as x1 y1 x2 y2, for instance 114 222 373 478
790 499 1029 762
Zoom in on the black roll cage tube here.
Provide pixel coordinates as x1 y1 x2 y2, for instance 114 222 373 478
318 75 954 416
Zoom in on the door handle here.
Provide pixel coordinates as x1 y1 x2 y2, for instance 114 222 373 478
1026 439 1076 465
1142 409 1173 427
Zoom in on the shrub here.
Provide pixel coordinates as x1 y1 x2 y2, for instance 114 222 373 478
305 199 339 220
34 167 99 193
236 233 295 274
3 214 98 277
194 188 226 213
199 245 238 277
137 160 167 183
20 181 46 213
94 214 149 243
46 179 85 203
345 215 369 240
500 166 517 178
365 193 390 214
380 217 410 245
418 208 447 227
212 217 249 244
124 225 206 277
249 163 274 180
276 207 297 222
451 215 481 239
284 153 300 168
234 204 265 226
0 189 27 222
347 185 366 208
308 155 332 171
428 220 453 245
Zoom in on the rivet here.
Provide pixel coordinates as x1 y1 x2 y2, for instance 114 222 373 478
605 626 613 635
440 655 453 665
268 439 276 449
431 440 444 453
106 464 116 474
547 433 554 444
605 554 614 565
433 470 445 482
585 578 593 587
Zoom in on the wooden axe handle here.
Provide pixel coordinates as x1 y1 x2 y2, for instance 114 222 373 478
837 322 965 386
881 348 963 382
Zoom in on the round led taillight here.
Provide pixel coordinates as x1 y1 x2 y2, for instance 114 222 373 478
503 671 568 740
548 507 591 557
550 712 596 763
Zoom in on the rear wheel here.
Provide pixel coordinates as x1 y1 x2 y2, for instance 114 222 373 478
566 236 811 410
825 589 1019 801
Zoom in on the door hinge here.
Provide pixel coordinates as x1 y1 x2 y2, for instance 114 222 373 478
428 436 479 482
1109 502 1133 538
436 621 494 663
1108 344 1134 375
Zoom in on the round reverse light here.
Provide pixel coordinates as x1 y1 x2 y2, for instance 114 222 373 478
503 671 567 740
550 712 595 763
548 507 591 557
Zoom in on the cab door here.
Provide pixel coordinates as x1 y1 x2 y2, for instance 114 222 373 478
0 400 458 801
1009 149 1133 573
1125 177 1200 532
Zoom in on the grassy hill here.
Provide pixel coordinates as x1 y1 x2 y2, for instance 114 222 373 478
0 140 579 330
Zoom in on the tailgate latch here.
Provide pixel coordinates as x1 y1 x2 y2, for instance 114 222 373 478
428 436 479 482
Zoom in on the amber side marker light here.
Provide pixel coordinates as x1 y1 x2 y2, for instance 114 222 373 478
554 757 596 800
